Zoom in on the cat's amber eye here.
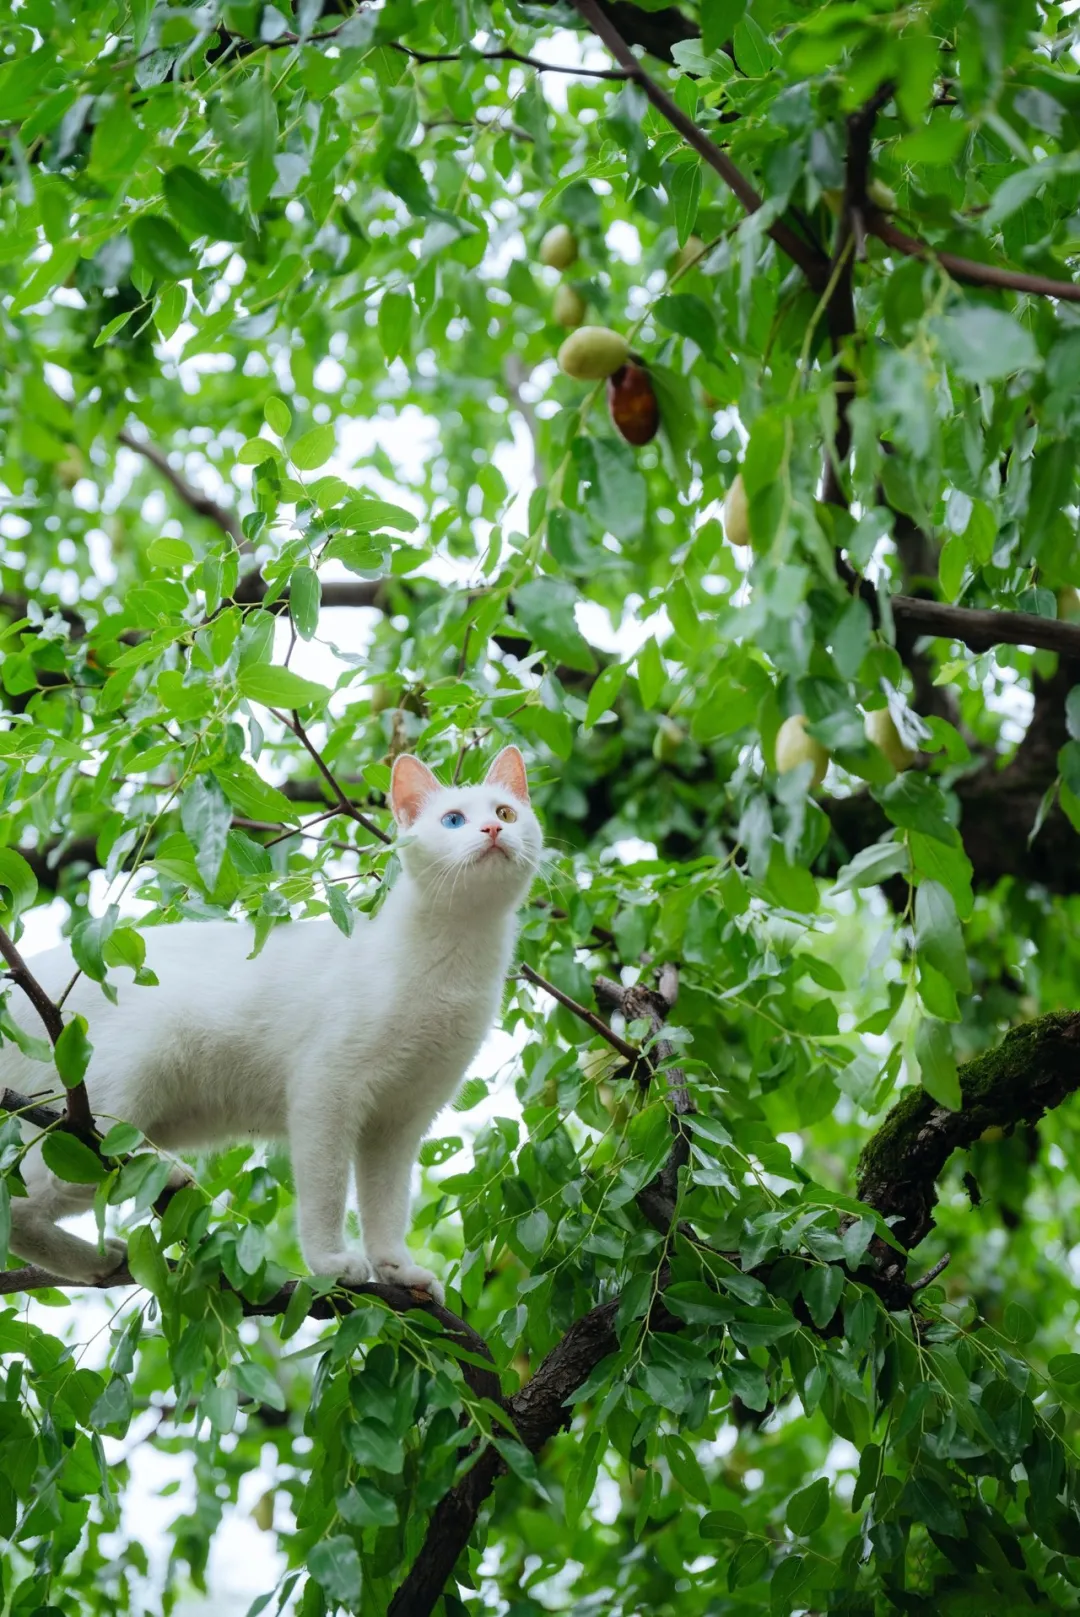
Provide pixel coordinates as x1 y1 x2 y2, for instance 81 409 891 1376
495 804 517 823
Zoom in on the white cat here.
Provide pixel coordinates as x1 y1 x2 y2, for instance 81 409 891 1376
1 747 542 1303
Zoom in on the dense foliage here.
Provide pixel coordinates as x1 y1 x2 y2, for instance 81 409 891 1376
5 0 1080 1611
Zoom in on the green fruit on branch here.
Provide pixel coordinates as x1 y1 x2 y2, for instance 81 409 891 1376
652 716 685 763
539 224 578 270
553 284 587 328
558 325 630 380
822 179 897 216
608 361 660 446
775 714 829 788
674 234 706 273
723 472 750 548
865 707 918 771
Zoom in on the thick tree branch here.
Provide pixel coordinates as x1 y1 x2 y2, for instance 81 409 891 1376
0 929 93 1134
569 0 828 287
857 1011 1080 1251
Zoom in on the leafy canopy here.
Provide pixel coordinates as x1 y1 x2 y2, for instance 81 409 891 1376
4 0 1080 1613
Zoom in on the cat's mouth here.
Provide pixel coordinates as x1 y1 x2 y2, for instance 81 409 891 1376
477 842 511 862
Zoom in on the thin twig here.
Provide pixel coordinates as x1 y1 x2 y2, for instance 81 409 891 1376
868 213 1080 303
911 1253 951 1292
519 963 639 1062
269 710 393 845
0 928 94 1134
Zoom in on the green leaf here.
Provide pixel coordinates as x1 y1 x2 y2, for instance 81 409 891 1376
637 638 665 708
130 215 197 280
290 424 336 472
163 165 246 242
668 160 701 246
126 1224 170 1294
309 1536 363 1606
934 307 1041 384
0 847 37 925
585 662 624 727
914 879 971 993
785 1476 829 1536
41 1129 105 1184
587 438 646 542
339 496 418 532
378 290 413 361
54 1015 93 1088
181 775 232 891
99 1122 144 1156
264 397 292 437
513 579 597 673
801 1265 843 1329
915 1017 961 1110
289 565 321 640
237 665 331 709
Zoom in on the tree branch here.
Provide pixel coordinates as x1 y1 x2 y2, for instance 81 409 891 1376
268 711 393 845
0 929 93 1134
118 428 244 546
568 0 829 288
857 1011 1080 1251
519 963 639 1062
867 213 1080 304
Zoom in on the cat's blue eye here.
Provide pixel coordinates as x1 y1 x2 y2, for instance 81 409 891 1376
441 810 467 829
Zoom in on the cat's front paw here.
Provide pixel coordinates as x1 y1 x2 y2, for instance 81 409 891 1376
307 1251 373 1290
372 1255 445 1306
94 1238 130 1284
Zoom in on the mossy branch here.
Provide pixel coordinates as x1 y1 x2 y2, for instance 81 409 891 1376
856 1011 1080 1251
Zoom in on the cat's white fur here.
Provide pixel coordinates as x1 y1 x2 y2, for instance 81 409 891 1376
1 747 541 1303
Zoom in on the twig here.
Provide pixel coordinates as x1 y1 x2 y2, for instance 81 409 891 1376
0 928 94 1134
519 963 639 1062
269 710 393 845
118 428 244 546
911 1253 951 1292
868 212 1080 303
569 0 828 287
392 41 632 79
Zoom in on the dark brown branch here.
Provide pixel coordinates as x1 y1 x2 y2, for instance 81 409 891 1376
857 1011 1080 1251
867 213 1080 304
569 0 829 288
1 1086 73 1133
519 963 639 1061
269 710 393 845
392 40 632 78
118 429 244 546
0 928 93 1134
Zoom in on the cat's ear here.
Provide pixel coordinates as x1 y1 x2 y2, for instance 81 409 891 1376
485 745 529 802
390 755 439 826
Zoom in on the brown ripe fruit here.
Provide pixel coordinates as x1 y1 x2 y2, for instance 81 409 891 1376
539 224 578 270
775 714 829 788
558 325 630 380
553 283 587 328
607 361 660 446
865 707 918 771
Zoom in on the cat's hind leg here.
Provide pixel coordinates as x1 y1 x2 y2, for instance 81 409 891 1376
9 1150 127 1284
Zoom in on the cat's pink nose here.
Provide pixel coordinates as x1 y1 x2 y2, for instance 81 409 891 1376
480 822 502 840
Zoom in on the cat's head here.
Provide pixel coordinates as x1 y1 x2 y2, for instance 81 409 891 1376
389 746 543 906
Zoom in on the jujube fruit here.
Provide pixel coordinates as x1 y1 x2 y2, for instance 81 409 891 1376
865 707 917 771
558 325 630 380
775 715 829 788
674 234 706 273
608 361 659 446
553 284 587 329
723 473 750 548
539 224 578 270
